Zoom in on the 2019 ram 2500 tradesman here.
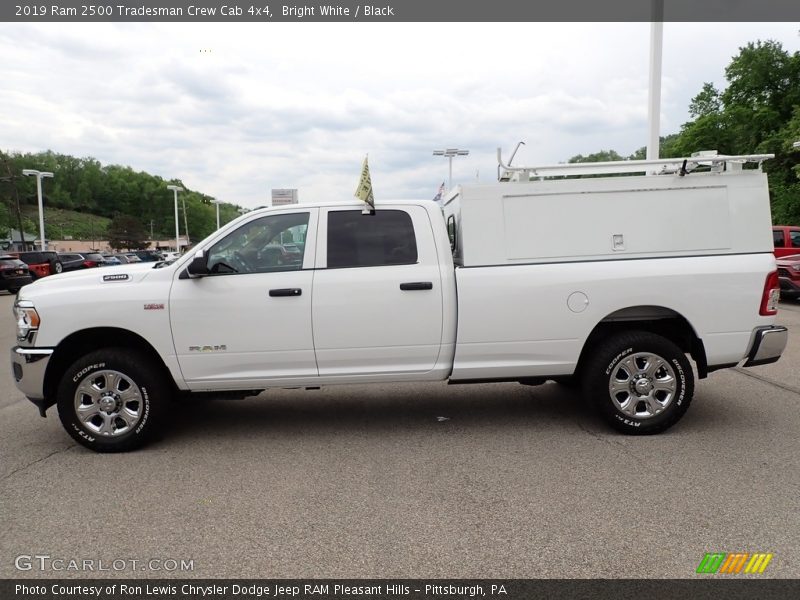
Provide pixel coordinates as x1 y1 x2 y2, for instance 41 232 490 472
11 152 788 451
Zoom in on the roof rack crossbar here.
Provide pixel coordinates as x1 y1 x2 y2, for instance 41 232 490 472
497 148 774 180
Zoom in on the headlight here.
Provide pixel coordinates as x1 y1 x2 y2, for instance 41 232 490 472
792 264 800 272
14 300 40 341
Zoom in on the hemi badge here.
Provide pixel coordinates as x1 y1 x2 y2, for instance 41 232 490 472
144 303 165 310
103 274 129 282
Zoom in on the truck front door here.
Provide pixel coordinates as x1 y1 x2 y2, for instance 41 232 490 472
170 209 318 387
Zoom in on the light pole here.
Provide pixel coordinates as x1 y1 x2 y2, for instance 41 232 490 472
646 0 664 162
433 148 469 190
212 199 221 229
22 169 53 251
167 185 184 252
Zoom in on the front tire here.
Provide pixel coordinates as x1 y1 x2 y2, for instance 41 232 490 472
51 260 63 274
56 348 169 452
582 331 694 435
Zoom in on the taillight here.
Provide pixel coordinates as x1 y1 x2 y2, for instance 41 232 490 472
83 260 97 268
760 270 780 316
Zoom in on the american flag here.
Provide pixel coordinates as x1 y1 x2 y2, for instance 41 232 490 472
432 181 445 203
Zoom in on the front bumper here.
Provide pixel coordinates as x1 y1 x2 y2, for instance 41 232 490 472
11 346 54 415
742 326 788 368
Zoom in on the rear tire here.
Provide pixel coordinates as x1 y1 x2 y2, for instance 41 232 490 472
582 331 694 435
56 348 170 452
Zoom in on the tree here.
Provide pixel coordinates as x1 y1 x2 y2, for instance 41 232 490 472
689 83 722 118
568 150 625 163
576 39 800 223
107 215 149 250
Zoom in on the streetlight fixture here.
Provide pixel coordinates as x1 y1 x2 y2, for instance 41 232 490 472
167 185 184 252
433 148 469 190
22 169 53 251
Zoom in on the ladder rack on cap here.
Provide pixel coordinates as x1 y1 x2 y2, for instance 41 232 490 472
496 148 774 182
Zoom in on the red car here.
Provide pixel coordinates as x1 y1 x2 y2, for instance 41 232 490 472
776 253 800 298
13 251 63 279
772 225 800 258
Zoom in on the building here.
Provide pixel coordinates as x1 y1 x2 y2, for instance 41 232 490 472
1 229 38 252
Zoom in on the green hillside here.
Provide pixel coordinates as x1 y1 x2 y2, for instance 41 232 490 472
15 206 111 242
0 151 243 244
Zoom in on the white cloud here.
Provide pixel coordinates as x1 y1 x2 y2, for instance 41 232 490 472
0 22 798 207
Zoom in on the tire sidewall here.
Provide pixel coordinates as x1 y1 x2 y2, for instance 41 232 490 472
588 333 693 434
57 350 163 452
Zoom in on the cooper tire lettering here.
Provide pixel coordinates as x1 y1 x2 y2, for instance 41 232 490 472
72 362 106 383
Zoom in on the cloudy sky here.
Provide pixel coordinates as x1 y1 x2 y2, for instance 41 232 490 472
1 22 798 208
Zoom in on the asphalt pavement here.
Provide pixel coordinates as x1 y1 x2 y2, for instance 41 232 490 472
1 293 798 579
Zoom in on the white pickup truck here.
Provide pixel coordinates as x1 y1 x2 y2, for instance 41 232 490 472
11 152 788 452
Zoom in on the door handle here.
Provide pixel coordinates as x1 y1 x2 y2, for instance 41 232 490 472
269 288 302 297
399 282 433 291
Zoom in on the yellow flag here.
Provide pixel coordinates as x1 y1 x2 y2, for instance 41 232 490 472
355 155 375 209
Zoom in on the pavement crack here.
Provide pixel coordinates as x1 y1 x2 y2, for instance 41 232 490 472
576 419 638 458
732 367 800 396
0 444 76 482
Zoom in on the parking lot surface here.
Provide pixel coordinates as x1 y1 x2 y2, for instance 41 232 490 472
1 293 798 578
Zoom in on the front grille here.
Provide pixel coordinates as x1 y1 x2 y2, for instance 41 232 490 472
778 268 791 278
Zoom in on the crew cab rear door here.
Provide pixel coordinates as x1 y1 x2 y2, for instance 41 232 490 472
312 205 444 377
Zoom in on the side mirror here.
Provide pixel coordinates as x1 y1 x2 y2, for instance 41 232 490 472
186 250 209 277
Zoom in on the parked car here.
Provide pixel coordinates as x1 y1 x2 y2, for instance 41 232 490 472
15 251 62 280
122 253 142 263
83 252 107 267
101 254 121 266
772 225 800 258
0 255 33 293
776 253 800 298
57 252 101 272
133 250 163 262
160 251 181 262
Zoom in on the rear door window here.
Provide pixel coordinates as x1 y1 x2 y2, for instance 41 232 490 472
773 229 785 247
326 210 418 268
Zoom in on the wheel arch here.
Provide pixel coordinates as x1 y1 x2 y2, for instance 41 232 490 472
43 327 178 405
576 305 708 380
